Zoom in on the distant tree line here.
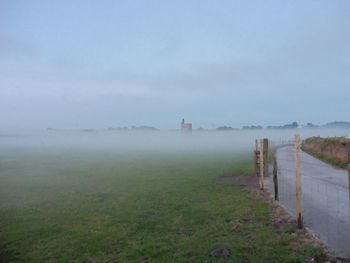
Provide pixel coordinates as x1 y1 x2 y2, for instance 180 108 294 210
48 121 350 132
215 121 350 131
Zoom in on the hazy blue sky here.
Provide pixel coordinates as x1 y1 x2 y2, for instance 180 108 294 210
1 0 349 130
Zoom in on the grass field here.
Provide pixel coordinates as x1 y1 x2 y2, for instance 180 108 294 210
0 142 325 262
302 137 350 169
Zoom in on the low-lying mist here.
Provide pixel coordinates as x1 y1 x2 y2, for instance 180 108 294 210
0 128 349 154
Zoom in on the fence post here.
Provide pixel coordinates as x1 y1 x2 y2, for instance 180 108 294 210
294 134 303 229
273 156 278 200
259 139 264 190
347 151 350 199
348 164 350 200
254 140 259 177
254 151 260 176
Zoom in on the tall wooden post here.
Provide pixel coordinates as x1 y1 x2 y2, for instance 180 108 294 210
347 163 350 200
294 134 303 229
259 139 264 190
254 151 258 177
273 156 278 201
348 152 350 200
254 139 258 177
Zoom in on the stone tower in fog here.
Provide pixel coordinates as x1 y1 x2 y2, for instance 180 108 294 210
181 118 192 133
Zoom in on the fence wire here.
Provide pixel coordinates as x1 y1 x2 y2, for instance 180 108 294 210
265 143 350 258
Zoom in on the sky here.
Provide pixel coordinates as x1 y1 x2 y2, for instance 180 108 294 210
0 0 349 131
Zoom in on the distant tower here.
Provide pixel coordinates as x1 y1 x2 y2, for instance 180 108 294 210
181 118 192 133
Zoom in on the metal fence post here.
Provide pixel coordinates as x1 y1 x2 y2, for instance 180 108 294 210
273 156 278 200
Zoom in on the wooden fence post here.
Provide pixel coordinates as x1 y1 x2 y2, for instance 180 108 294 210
254 151 258 176
348 152 350 200
254 139 259 177
347 163 350 200
259 139 264 190
294 134 303 229
273 156 278 201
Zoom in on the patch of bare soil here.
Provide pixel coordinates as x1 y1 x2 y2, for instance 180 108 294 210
218 175 258 189
219 175 347 263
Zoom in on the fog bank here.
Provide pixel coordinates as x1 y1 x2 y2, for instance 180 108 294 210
1 128 349 154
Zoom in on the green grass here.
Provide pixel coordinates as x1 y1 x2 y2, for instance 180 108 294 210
305 136 349 146
302 136 350 169
302 146 348 169
0 147 324 262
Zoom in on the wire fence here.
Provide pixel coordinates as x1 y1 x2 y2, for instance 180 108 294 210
264 140 350 258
